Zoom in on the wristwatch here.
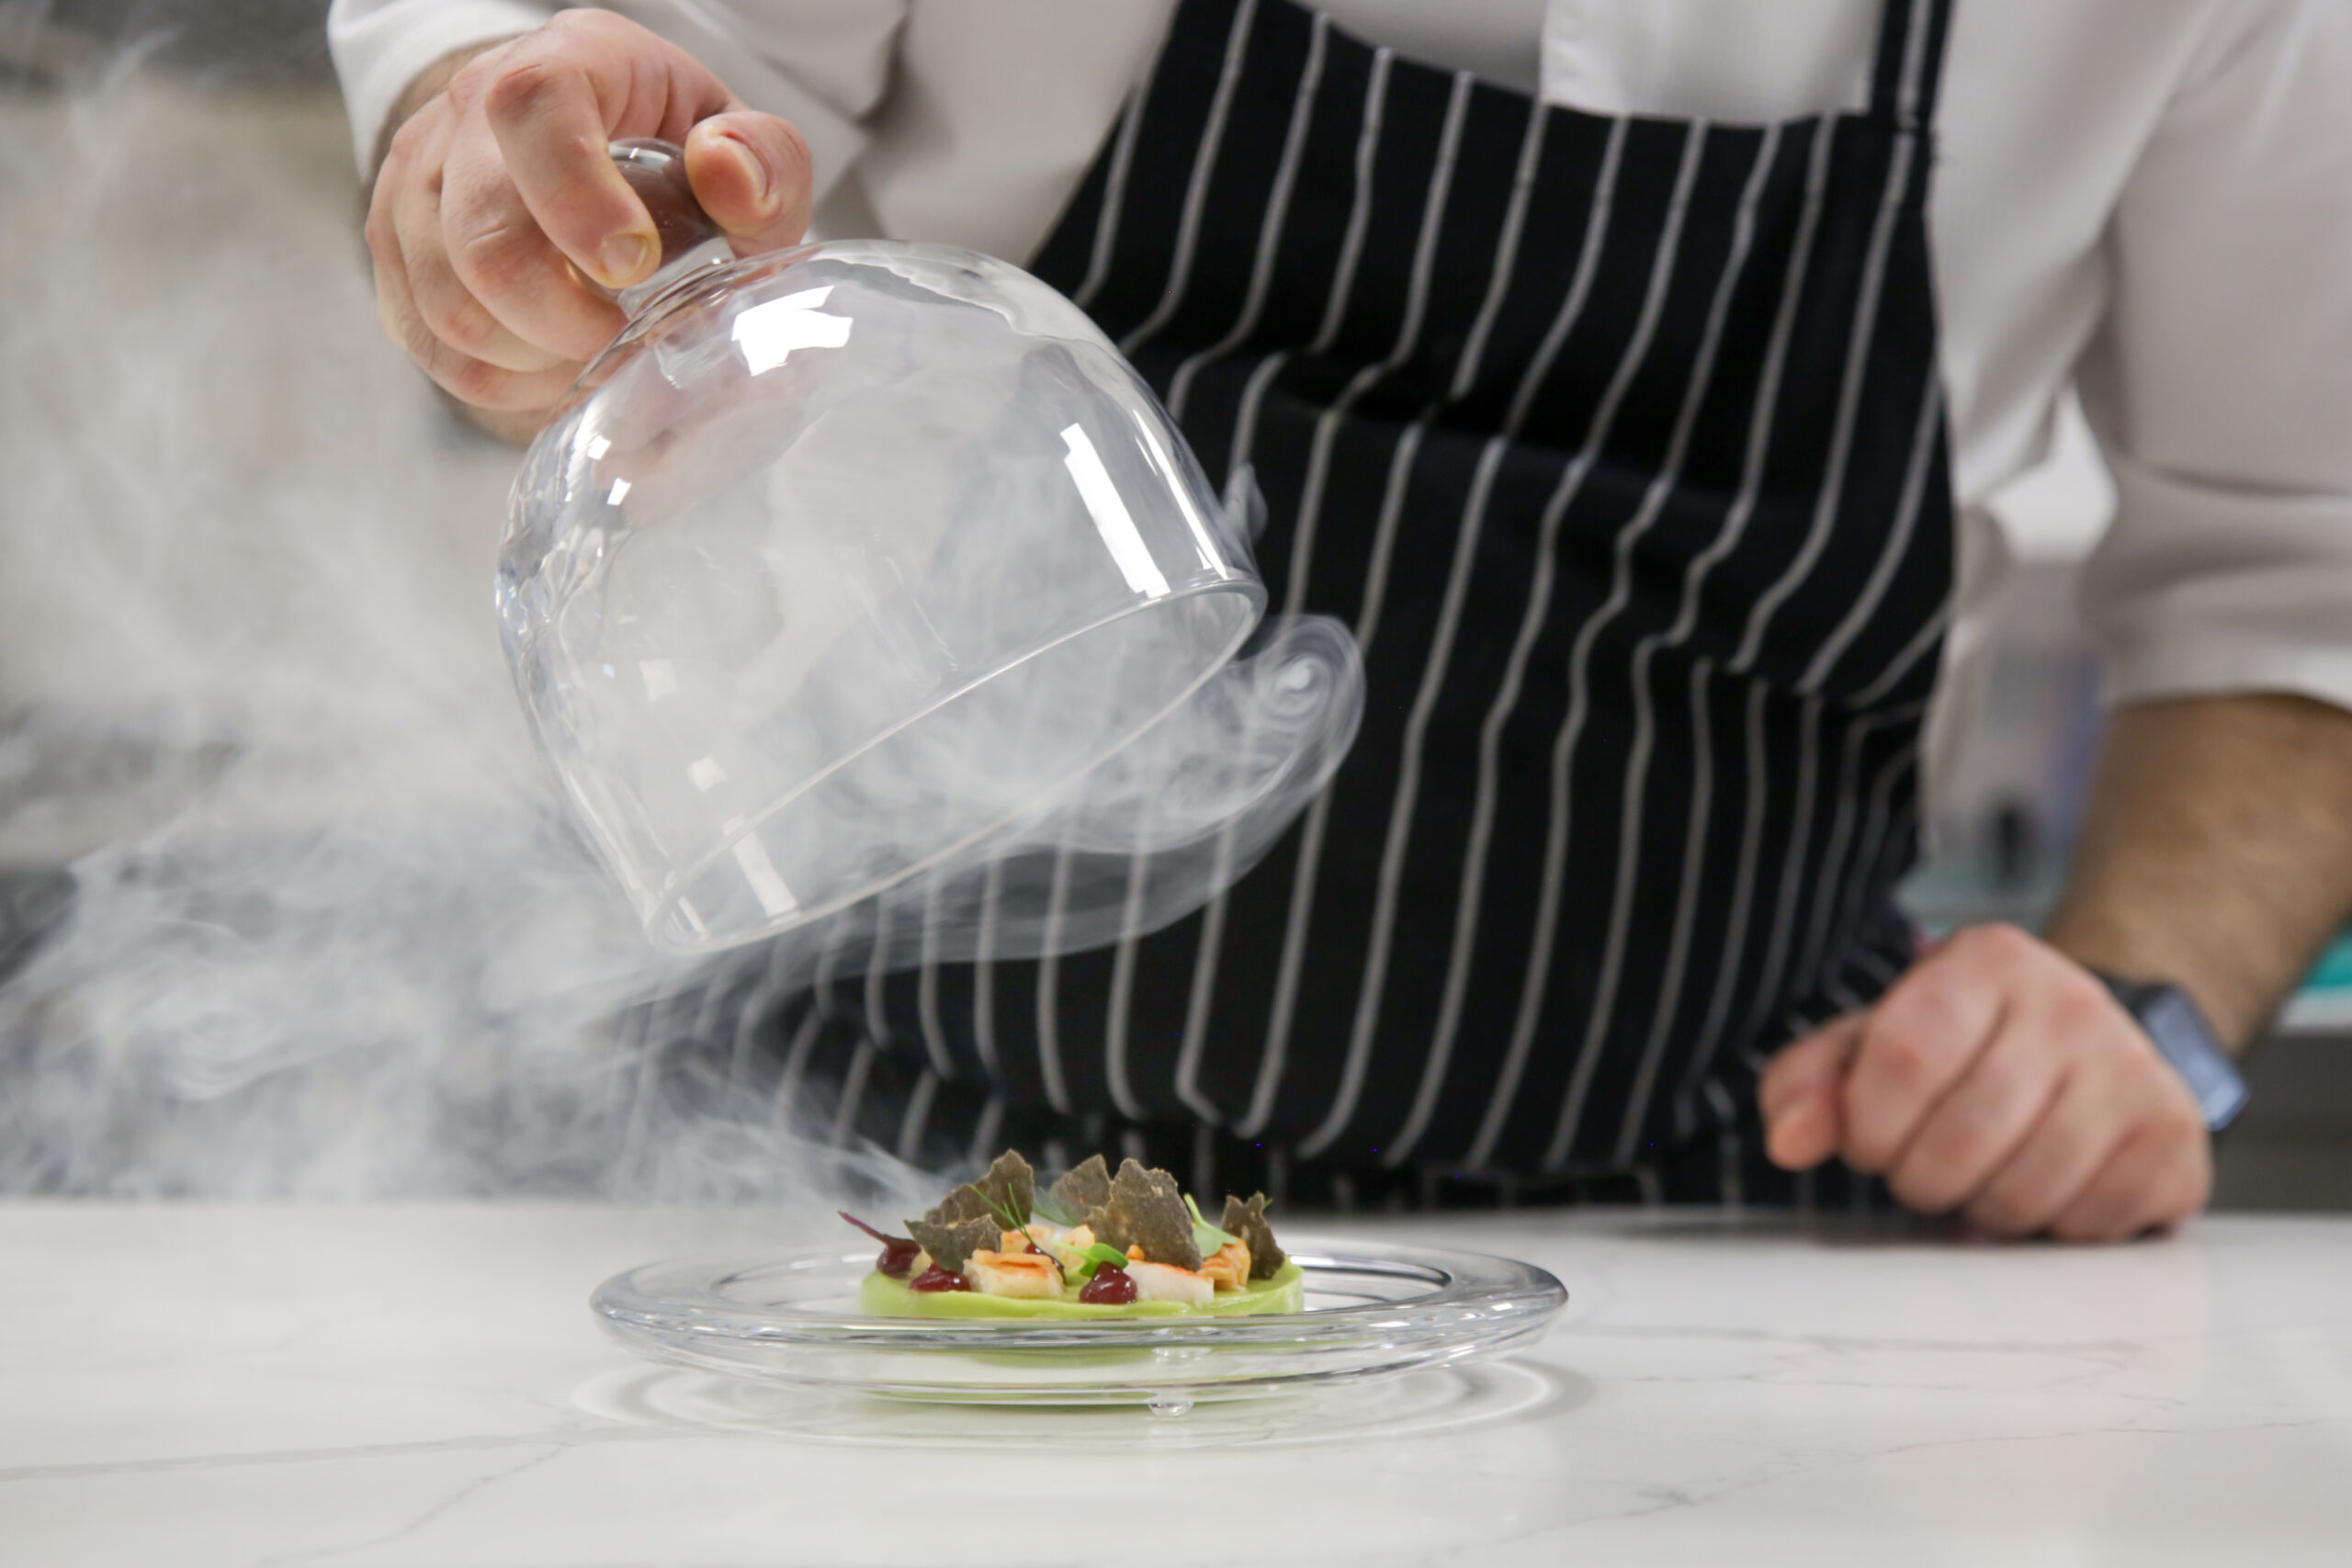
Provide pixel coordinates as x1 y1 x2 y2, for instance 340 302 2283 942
2091 972 2250 1132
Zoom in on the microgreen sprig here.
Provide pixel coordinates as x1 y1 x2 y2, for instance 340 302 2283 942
972 1188 1024 1232
1076 1242 1130 1276
1184 1193 1239 1259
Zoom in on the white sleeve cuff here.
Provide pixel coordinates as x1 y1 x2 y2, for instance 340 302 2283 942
327 0 554 177
2084 446 2352 714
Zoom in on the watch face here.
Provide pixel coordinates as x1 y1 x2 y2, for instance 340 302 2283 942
2134 986 2248 1132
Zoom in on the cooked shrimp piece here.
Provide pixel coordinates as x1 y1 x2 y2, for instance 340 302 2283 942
1026 1222 1095 1252
1198 1241 1252 1292
964 1249 1063 1300
1125 1260 1213 1307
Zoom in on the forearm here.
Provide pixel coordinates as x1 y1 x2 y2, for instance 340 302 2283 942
2043 693 2352 1049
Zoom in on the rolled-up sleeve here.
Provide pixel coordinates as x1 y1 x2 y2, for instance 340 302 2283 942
2075 0 2352 710
327 0 554 175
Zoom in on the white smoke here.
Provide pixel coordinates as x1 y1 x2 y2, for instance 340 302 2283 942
0 30 804 1197
0 17 1357 1197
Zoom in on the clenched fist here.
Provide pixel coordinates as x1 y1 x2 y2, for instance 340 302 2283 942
365 7 812 427
1760 924 2213 1241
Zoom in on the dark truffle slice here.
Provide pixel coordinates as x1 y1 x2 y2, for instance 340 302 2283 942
1220 1192 1285 1280
922 1149 1038 1231
1082 1158 1200 1270
973 1149 1036 1224
904 1214 999 1273
926 1186 995 1226
1046 1153 1112 1220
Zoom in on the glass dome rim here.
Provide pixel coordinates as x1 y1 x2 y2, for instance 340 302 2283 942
637 574 1268 955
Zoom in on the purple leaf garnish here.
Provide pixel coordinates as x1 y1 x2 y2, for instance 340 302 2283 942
840 1210 921 1280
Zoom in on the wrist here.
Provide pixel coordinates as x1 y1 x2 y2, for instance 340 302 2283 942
2043 916 2260 1055
2046 693 2352 1055
2086 968 2249 1132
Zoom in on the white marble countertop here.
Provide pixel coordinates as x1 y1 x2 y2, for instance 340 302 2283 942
3 1203 2347 1565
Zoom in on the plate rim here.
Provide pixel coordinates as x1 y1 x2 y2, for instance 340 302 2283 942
591 1235 1568 1353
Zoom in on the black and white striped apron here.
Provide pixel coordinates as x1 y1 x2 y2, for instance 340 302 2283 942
670 0 1957 1210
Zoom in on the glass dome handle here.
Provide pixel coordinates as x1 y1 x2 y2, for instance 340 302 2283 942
604 138 737 317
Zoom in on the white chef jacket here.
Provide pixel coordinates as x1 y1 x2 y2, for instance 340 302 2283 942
327 0 2352 803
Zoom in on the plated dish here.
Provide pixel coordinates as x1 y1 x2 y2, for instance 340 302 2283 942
591 1151 1569 1407
841 1149 1304 1319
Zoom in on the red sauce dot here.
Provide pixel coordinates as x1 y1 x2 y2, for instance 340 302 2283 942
876 1239 921 1280
1080 1264 1137 1304
907 1265 971 1293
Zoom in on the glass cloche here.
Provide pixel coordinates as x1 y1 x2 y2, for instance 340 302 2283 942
498 141 1356 958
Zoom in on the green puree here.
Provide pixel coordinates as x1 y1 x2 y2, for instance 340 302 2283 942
862 1260 1306 1320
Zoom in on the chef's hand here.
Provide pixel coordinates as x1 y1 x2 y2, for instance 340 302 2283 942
365 7 811 428
1758 923 2212 1240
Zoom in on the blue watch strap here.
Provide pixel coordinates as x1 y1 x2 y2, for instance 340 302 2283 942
2095 974 2249 1132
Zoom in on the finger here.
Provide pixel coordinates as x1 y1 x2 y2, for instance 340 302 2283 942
393 150 570 375
364 111 420 314
482 14 734 290
1759 1014 1862 1122
1761 1015 1863 1171
372 228 579 413
437 119 629 362
1883 1003 2071 1215
1840 923 2025 1174
1961 1060 2139 1236
365 87 444 289
2048 1103 2211 1244
684 111 812 251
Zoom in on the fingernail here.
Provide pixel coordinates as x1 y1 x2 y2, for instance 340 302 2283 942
599 231 655 288
726 135 775 215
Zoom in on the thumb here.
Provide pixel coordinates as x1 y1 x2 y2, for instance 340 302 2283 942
1759 1013 1865 1171
685 112 813 254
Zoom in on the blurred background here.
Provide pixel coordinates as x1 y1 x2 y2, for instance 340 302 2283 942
1 0 2344 1205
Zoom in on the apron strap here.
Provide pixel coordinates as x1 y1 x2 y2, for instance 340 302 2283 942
1867 0 1955 132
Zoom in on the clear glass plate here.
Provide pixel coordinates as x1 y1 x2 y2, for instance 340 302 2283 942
590 1237 1568 1408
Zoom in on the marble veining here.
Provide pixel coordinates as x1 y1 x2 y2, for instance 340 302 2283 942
2 1204 2347 1564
